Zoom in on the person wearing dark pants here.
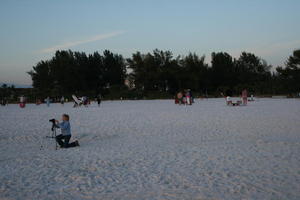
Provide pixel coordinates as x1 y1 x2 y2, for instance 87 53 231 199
55 134 78 148
97 94 102 107
55 114 79 148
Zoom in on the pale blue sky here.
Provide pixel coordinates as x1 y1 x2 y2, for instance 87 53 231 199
0 0 299 85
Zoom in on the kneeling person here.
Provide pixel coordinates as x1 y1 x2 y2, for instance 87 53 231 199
55 114 79 148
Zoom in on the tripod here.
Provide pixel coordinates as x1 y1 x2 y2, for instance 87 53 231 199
47 121 59 150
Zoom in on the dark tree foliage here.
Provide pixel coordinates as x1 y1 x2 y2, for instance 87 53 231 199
275 49 300 94
28 50 126 97
234 52 272 94
210 52 235 92
127 50 209 95
27 49 300 100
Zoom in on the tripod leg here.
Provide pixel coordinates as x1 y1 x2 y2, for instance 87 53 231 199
55 129 58 150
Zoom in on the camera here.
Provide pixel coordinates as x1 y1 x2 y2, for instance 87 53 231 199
49 119 58 131
47 118 58 140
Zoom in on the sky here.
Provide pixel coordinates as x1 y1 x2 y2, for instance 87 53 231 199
0 0 299 86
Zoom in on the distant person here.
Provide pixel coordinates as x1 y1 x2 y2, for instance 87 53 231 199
60 96 65 105
82 96 88 106
45 97 50 107
1 98 7 106
189 90 194 103
186 90 192 105
19 96 26 108
226 96 232 105
204 90 208 99
97 94 102 107
36 99 41 105
174 94 179 104
242 89 248 105
55 114 79 148
177 92 183 105
182 92 187 105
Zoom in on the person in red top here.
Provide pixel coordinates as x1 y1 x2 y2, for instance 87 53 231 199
242 89 248 105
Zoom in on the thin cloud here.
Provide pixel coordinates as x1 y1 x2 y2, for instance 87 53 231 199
39 31 126 53
229 39 300 58
225 39 300 67
248 40 300 57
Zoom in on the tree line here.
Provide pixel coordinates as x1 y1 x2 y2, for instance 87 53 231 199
21 48 300 100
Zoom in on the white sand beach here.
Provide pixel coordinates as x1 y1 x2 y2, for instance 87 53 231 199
0 98 299 199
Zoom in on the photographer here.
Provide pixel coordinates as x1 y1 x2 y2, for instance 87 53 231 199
54 114 79 148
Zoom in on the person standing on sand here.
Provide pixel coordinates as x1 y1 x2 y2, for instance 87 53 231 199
186 90 191 105
60 96 65 105
177 92 183 105
45 97 50 107
242 89 248 105
182 92 187 105
19 96 26 108
97 94 102 107
1 98 7 106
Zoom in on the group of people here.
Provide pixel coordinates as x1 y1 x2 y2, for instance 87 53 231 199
35 96 67 107
225 89 251 106
10 90 257 150
1 98 7 106
13 94 101 108
73 95 93 107
8 90 255 109
70 94 102 107
175 89 194 105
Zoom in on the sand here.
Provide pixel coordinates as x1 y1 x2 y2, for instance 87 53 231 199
0 98 299 199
